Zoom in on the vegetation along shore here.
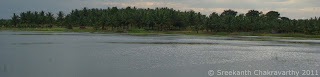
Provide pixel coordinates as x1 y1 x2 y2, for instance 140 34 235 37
1 7 320 38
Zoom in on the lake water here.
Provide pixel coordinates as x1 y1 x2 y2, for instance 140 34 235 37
0 31 319 77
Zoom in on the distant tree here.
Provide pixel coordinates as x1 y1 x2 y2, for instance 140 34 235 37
64 15 73 29
266 11 280 19
39 11 46 25
56 11 65 27
46 12 55 27
245 10 261 31
221 9 237 16
187 10 196 27
281 17 290 20
246 10 260 17
208 12 220 32
12 13 19 27
0 19 6 27
194 12 204 33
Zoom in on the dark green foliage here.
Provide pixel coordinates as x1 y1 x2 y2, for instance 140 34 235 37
56 11 65 27
246 10 260 17
266 11 280 19
221 9 237 17
0 19 10 27
5 7 320 35
12 13 19 27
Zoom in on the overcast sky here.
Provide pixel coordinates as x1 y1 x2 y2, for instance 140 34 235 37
1 0 320 19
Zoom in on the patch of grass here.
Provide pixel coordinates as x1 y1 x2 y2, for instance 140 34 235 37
212 32 230 35
163 31 175 34
3 27 320 38
127 28 149 33
230 32 266 36
273 33 305 37
51 28 66 31
269 33 320 38
0 27 66 31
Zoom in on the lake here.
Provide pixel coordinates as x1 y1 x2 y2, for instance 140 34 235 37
0 31 319 77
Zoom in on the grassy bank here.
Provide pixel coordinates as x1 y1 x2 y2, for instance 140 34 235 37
0 27 66 31
1 27 320 38
0 27 111 33
127 28 320 38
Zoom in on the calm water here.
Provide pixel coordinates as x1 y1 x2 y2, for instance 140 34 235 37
0 31 319 77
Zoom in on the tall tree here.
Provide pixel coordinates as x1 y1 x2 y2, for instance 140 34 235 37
221 9 238 16
266 11 280 19
57 11 65 27
246 10 260 17
12 13 19 27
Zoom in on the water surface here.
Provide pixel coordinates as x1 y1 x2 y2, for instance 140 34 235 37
0 31 319 77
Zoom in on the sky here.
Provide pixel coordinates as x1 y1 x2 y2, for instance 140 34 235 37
1 0 320 19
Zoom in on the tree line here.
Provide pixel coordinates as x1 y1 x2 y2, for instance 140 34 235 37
1 7 320 34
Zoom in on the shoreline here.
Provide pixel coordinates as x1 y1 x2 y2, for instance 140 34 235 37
1 27 320 38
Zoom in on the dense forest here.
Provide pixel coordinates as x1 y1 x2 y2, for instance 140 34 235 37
1 7 320 34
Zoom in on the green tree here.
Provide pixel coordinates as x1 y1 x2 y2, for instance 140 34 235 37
57 11 65 27
266 11 280 19
246 10 260 17
221 9 237 17
12 13 19 27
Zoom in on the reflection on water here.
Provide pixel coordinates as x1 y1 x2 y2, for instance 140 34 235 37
104 42 290 47
277 40 320 44
0 31 320 77
13 34 84 35
105 42 220 45
0 64 8 72
12 42 58 45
